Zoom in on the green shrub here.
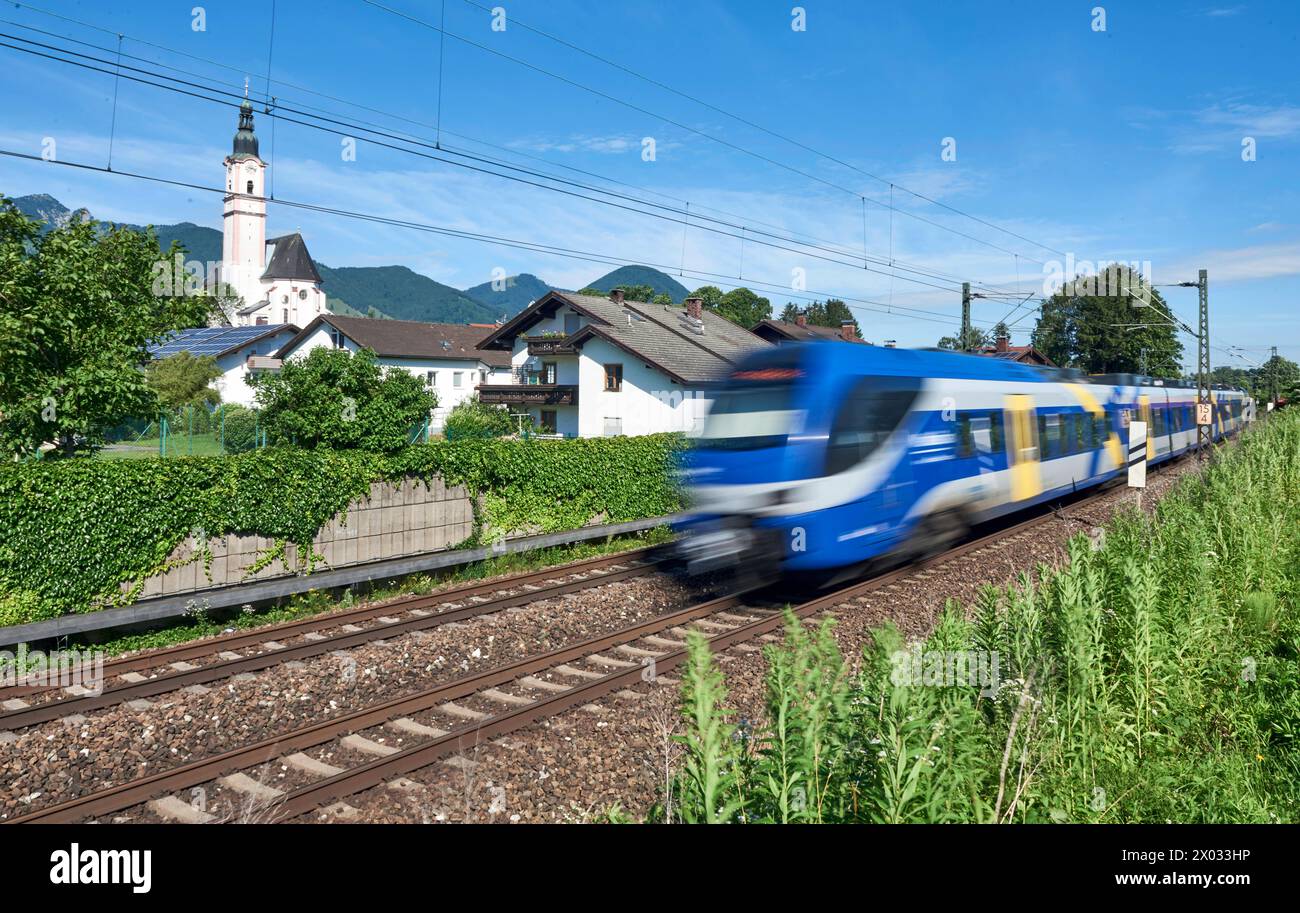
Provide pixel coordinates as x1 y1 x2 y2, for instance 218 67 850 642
672 413 1300 823
0 434 686 623
219 404 258 453
0 588 57 627
251 347 437 452
443 397 515 440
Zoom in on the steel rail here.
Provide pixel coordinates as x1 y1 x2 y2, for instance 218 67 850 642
9 499 1075 824
0 555 654 728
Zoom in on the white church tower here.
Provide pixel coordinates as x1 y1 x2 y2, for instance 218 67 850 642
221 98 267 312
218 96 328 327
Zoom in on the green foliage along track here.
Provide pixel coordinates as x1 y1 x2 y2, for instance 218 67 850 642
0 434 685 626
672 413 1300 823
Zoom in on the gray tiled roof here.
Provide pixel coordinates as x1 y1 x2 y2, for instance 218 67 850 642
277 314 512 367
752 319 866 343
556 292 771 383
261 233 322 283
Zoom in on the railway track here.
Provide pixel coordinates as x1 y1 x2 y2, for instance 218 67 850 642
0 548 657 727
7 500 1084 825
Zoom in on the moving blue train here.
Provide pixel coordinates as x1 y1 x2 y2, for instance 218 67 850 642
672 342 1251 582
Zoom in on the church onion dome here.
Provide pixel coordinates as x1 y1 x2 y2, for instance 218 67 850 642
230 99 260 161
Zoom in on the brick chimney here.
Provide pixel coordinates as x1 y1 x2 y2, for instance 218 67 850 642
609 288 625 304
795 312 807 327
685 296 703 320
996 334 1010 353
840 320 856 341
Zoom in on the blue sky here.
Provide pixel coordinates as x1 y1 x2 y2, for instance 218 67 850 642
0 0 1296 365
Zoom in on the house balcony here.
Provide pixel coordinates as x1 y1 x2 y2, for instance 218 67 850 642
525 336 576 356
479 384 579 407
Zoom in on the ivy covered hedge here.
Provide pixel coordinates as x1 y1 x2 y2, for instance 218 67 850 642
0 434 686 626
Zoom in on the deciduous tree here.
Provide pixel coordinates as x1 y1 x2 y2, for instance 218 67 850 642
0 198 215 457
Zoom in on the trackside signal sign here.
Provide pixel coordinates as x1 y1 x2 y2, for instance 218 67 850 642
1127 420 1147 488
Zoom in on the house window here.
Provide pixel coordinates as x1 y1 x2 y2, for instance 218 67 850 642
329 328 345 349
426 371 437 386
479 370 487 386
603 364 623 392
603 416 622 437
246 180 254 194
453 371 463 388
540 410 557 433
543 362 557 384
282 308 289 324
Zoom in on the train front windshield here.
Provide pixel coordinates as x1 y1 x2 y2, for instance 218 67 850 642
696 378 803 451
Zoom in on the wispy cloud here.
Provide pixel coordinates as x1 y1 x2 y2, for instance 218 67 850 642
1204 6 1245 16
507 134 677 156
1171 101 1300 153
1161 240 1300 283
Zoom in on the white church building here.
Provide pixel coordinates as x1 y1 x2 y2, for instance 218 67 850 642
216 98 329 327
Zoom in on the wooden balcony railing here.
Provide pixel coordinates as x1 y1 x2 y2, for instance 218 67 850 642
478 384 579 406
525 336 576 356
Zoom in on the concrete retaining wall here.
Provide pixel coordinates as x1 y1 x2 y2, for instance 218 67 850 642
129 476 477 600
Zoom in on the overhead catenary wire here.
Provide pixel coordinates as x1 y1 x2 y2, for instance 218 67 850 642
448 0 1069 261
0 5 1031 301
1 147 1005 334
0 30 1022 302
359 0 1059 267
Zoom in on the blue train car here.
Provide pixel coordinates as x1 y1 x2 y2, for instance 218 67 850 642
673 342 1248 581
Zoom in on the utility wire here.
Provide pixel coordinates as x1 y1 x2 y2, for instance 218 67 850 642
449 0 1069 259
0 30 1008 300
1 147 1001 332
0 6 1027 299
360 0 1058 266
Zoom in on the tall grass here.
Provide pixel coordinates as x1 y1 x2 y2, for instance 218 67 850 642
671 414 1300 823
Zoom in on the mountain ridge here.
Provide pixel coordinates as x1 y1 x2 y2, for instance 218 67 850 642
7 192 702 324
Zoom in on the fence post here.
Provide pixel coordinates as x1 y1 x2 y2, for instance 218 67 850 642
187 406 194 456
220 405 225 454
159 414 167 458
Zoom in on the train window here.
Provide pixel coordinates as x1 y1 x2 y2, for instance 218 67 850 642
1059 415 1073 454
824 377 921 475
1041 414 1062 458
1094 415 1107 446
1074 414 1086 451
698 383 799 451
989 412 1004 453
970 414 995 455
1037 414 1047 457
957 414 974 458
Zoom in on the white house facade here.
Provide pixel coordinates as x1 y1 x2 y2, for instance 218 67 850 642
148 324 299 407
476 290 772 437
274 315 512 429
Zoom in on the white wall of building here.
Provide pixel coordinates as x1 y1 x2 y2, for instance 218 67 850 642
575 337 710 438
262 279 328 327
283 325 504 429
501 304 711 438
210 326 298 406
